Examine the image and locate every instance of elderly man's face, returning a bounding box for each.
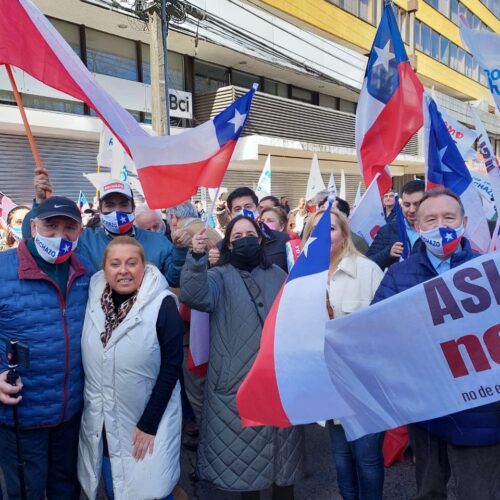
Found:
[135,211,163,232]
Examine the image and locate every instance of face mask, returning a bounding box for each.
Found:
[101,211,135,235]
[230,236,261,270]
[264,221,278,231]
[419,225,465,256]
[34,234,78,264]
[9,226,23,242]
[235,208,258,220]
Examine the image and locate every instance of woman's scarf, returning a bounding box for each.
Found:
[100,283,138,347]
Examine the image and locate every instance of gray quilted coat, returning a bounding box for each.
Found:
[180,253,305,491]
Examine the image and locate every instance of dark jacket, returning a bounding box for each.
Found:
[0,241,94,429]
[366,220,420,270]
[372,239,500,447]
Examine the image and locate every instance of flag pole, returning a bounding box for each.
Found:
[5,64,52,197]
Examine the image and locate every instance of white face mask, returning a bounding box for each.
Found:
[34,234,78,264]
[9,226,23,242]
[100,211,135,235]
[419,225,465,256]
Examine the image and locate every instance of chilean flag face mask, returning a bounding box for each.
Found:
[100,211,135,235]
[419,225,465,257]
[34,234,78,264]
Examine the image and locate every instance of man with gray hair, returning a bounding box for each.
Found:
[135,205,167,235]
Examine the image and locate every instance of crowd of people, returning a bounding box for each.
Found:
[0,174,499,500]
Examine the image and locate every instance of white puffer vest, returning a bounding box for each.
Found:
[77,265,182,500]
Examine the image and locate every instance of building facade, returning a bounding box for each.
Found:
[0,0,498,206]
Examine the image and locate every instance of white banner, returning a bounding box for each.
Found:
[324,251,500,440]
[471,172,497,220]
[460,23,500,111]
[255,154,271,200]
[439,107,478,160]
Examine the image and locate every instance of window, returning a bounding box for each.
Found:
[319,94,339,109]
[290,86,314,104]
[327,0,375,24]
[440,37,449,65]
[450,0,459,24]
[421,24,431,55]
[339,99,356,114]
[20,94,85,115]
[464,53,473,78]
[431,30,439,59]
[231,70,259,89]
[437,0,449,17]
[263,78,287,97]
[414,20,421,50]
[194,61,228,94]
[50,18,81,57]
[457,47,465,73]
[449,43,457,70]
[86,29,138,81]
[140,45,184,90]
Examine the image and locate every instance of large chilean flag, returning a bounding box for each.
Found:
[0,0,256,207]
[237,205,353,427]
[355,3,424,196]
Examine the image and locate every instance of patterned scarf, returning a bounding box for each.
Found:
[100,283,138,347]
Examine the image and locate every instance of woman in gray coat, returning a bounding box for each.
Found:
[180,215,305,500]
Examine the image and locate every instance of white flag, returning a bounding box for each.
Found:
[339,169,346,200]
[327,172,337,198]
[255,154,272,200]
[353,182,362,210]
[349,174,386,245]
[471,172,497,220]
[438,107,479,160]
[470,107,500,220]
[97,124,114,167]
[325,251,500,440]
[460,22,500,111]
[306,153,326,202]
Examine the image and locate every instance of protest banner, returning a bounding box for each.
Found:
[255,155,271,200]
[324,251,500,441]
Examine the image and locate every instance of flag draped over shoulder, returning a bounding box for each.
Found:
[355,3,423,196]
[423,94,490,253]
[0,0,256,207]
[236,206,353,427]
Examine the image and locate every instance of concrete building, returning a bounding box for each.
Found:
[0,0,498,206]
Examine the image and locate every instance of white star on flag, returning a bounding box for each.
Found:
[63,244,71,252]
[444,232,454,241]
[119,216,127,223]
[228,109,247,133]
[302,236,317,258]
[373,40,395,72]
[438,146,453,172]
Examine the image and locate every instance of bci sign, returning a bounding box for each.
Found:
[169,89,192,119]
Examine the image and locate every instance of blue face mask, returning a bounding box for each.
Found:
[9,226,23,242]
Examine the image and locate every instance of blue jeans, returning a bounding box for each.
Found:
[102,457,173,500]
[328,422,384,500]
[0,412,81,500]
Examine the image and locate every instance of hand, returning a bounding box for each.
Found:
[0,371,23,405]
[171,228,192,248]
[208,247,220,265]
[390,242,404,258]
[34,173,52,203]
[192,228,208,254]
[132,427,155,461]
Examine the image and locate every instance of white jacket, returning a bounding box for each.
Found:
[328,254,383,319]
[78,265,182,500]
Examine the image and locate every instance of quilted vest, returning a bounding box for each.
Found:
[78,265,181,500]
[0,241,93,429]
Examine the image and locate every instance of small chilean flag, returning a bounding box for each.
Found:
[0,0,256,208]
[236,205,353,427]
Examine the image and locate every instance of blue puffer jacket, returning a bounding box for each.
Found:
[372,239,500,446]
[0,241,93,429]
[77,227,187,287]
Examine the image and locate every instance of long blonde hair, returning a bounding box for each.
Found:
[301,207,361,262]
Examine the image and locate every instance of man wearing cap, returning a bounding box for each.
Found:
[31,175,189,287]
[0,197,93,499]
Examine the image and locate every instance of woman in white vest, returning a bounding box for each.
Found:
[78,236,183,500]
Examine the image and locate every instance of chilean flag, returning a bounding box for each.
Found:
[423,93,491,253]
[355,3,423,196]
[54,239,75,264]
[0,0,256,208]
[237,205,353,427]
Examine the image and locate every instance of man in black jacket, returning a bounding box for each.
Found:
[366,179,425,270]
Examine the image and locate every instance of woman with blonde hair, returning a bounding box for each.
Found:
[302,206,385,500]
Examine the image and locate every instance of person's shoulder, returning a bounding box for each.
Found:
[135,227,171,246]
[269,229,290,243]
[354,254,383,273]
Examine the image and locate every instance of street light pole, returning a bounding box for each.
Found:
[160,0,170,136]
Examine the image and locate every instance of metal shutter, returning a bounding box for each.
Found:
[0,133,99,205]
